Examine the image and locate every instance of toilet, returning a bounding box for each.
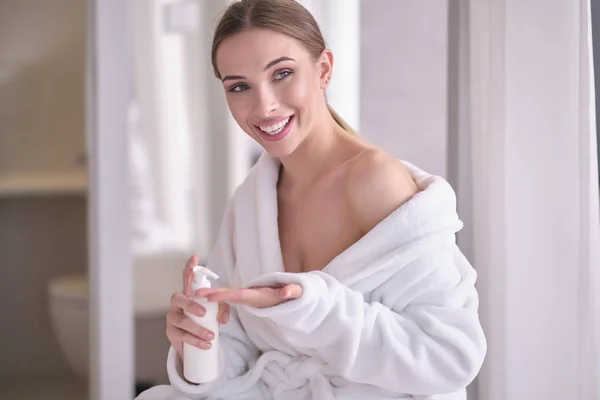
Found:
[48,275,89,377]
[47,251,188,380]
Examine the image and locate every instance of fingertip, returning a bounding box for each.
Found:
[198,341,212,350]
[194,306,206,317]
[207,295,219,303]
[283,284,302,300]
[294,284,303,296]
[220,311,230,324]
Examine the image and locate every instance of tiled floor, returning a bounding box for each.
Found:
[0,373,87,400]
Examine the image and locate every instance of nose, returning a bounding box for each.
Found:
[253,84,279,117]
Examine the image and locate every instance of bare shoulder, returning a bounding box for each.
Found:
[345,149,419,234]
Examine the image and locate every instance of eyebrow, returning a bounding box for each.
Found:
[221,57,295,82]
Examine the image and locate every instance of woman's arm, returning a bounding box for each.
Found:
[238,249,487,395]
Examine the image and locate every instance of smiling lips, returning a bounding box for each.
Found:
[255,115,295,141]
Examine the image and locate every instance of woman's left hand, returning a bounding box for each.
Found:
[194,284,303,308]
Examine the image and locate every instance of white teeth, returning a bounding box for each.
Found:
[259,117,291,135]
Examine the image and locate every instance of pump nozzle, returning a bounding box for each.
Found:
[191,266,219,291]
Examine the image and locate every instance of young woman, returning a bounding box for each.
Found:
[139,0,486,399]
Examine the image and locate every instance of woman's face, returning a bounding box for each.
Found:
[216,28,330,158]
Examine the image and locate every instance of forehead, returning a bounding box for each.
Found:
[216,28,311,75]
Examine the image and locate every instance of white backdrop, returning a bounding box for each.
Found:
[464,0,600,398]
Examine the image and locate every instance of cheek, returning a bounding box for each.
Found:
[226,97,254,133]
[226,95,247,117]
[283,76,315,110]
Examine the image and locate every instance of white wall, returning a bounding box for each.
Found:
[592,0,600,175]
[360,0,449,178]
[0,0,86,173]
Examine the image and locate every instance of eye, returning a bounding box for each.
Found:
[229,83,250,93]
[274,70,293,81]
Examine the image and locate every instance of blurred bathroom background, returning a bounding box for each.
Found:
[1,1,599,400]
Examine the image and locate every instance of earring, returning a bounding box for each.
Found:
[326,76,331,84]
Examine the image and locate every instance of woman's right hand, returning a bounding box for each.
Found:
[166,255,230,358]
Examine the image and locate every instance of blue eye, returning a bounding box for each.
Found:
[229,84,250,93]
[274,70,293,80]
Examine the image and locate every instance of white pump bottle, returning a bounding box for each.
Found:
[183,266,220,384]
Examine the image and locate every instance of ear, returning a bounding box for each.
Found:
[317,49,334,89]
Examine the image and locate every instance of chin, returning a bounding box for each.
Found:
[260,140,300,159]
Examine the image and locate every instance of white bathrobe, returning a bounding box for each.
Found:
[136,153,487,400]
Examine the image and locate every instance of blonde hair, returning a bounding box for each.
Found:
[327,104,357,135]
[211,0,357,136]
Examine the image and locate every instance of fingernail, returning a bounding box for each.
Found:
[205,332,214,340]
[197,341,210,350]
[223,312,229,322]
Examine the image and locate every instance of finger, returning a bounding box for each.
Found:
[280,284,303,300]
[183,255,199,296]
[170,293,206,317]
[170,313,216,342]
[195,287,243,302]
[194,287,232,298]
[217,303,231,324]
[208,287,282,308]
[205,288,266,304]
[170,326,212,350]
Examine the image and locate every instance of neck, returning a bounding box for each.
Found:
[277,109,353,189]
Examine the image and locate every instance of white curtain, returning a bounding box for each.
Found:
[129,0,195,253]
[463,0,600,399]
